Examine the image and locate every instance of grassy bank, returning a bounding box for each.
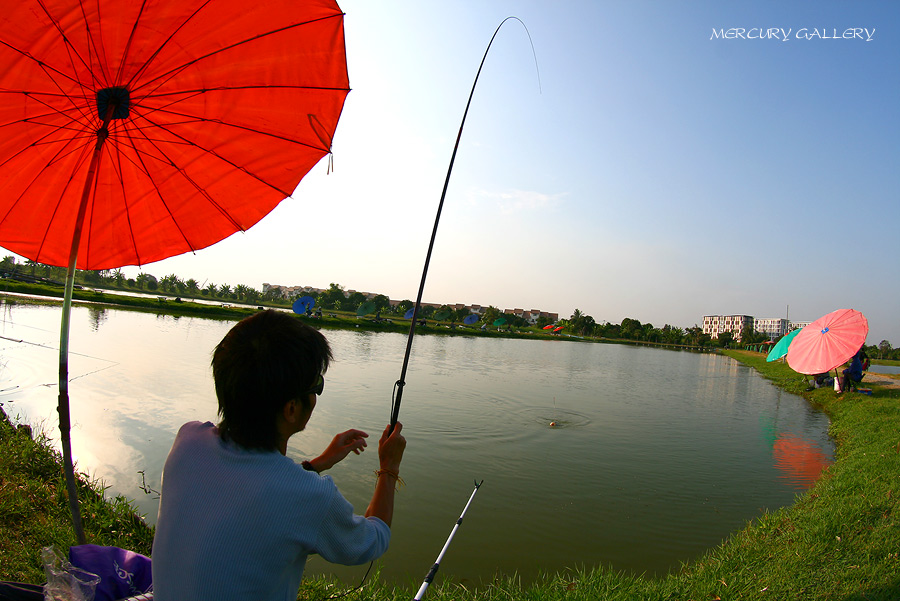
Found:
[0,409,154,583]
[2,341,897,599]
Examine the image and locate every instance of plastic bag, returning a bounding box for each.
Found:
[68,545,152,601]
[41,546,100,601]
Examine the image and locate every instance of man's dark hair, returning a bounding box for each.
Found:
[212,310,332,450]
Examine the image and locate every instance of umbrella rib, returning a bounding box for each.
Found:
[112,0,151,87]
[128,12,345,97]
[129,106,301,198]
[0,91,93,133]
[71,0,110,95]
[28,0,106,104]
[0,42,87,99]
[80,135,143,267]
[0,137,94,265]
[148,112,296,195]
[145,101,339,154]
[0,57,97,132]
[0,112,95,171]
[121,116,246,244]
[122,0,213,91]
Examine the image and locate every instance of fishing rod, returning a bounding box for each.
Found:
[390,17,538,428]
[413,480,484,601]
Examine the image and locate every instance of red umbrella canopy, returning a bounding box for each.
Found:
[0,0,349,269]
[786,309,868,375]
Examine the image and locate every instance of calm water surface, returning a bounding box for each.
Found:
[0,299,833,585]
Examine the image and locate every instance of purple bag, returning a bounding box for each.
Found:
[68,545,152,601]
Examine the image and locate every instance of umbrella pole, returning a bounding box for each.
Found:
[57,108,115,545]
[58,259,85,544]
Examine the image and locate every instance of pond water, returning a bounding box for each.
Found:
[0,298,834,585]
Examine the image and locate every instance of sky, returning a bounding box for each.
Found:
[6,1,899,344]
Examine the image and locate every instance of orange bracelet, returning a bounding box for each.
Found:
[374,468,405,488]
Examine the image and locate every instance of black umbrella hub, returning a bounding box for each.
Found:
[96,87,130,120]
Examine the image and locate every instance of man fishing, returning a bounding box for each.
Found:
[152,309,406,601]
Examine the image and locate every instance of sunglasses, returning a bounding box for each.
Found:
[306,374,325,396]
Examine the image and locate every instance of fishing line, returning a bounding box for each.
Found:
[0,333,119,364]
[390,16,540,428]
[0,333,120,386]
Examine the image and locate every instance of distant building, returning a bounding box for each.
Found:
[790,320,812,331]
[755,317,790,340]
[261,283,324,300]
[703,315,754,341]
[503,308,558,325]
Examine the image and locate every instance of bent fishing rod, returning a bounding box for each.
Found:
[390,16,538,429]
[413,480,484,601]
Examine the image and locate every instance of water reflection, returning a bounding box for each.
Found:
[87,305,108,331]
[772,434,831,486]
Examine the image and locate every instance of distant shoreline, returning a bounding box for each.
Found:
[0,279,722,353]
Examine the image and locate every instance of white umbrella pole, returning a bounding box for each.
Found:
[57,110,114,545]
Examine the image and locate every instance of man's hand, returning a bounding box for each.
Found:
[309,429,369,472]
[378,422,406,473]
[365,422,407,526]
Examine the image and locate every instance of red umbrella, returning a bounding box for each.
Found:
[542,324,555,330]
[0,0,349,542]
[786,309,868,375]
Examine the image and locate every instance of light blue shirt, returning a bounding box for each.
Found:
[152,421,390,601]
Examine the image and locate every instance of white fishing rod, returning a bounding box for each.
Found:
[413,480,484,601]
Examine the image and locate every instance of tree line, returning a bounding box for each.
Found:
[3,256,896,358]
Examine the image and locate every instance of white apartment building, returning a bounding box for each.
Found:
[702,315,754,341]
[755,317,790,340]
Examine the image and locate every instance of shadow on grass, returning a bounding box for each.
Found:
[841,577,900,601]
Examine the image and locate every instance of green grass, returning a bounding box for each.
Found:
[0,413,153,583]
[871,358,900,367]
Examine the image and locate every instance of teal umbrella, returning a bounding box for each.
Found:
[766,328,802,362]
[357,301,376,316]
[493,317,507,327]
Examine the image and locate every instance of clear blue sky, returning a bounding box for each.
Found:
[11,1,900,344]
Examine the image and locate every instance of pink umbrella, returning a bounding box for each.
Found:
[786,309,868,375]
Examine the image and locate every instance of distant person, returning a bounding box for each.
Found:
[839,349,869,393]
[152,310,406,601]
[812,372,833,389]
